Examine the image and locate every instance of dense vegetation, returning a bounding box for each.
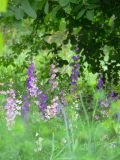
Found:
[0,0,120,160]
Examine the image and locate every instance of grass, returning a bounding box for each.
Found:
[0,88,120,160]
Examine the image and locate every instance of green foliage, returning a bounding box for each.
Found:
[0,0,120,83]
[0,1,120,160]
[0,0,8,12]
[1,100,120,160]
[58,0,70,7]
[0,33,3,55]
[14,7,24,20]
[0,0,8,56]
[21,0,37,18]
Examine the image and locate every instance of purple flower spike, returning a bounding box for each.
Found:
[107,90,118,101]
[76,47,80,51]
[26,63,38,97]
[75,63,80,68]
[38,92,48,112]
[49,64,59,90]
[23,96,27,101]
[77,55,80,59]
[70,55,80,91]
[97,75,104,90]
[22,97,30,123]
[98,98,110,108]
[72,56,78,61]
[5,89,21,129]
[72,55,80,61]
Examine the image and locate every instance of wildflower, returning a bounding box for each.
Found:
[107,90,118,101]
[5,89,21,130]
[38,90,48,112]
[97,74,104,90]
[60,90,67,106]
[45,96,59,119]
[34,133,43,152]
[76,47,80,51]
[0,90,7,95]
[49,64,59,90]
[21,96,30,122]
[98,99,110,108]
[100,110,109,117]
[94,115,99,120]
[70,55,80,91]
[26,63,38,97]
[72,55,80,61]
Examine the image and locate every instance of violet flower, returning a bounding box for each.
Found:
[38,90,48,112]
[60,90,67,106]
[98,99,110,108]
[26,63,38,97]
[70,55,80,91]
[97,74,104,90]
[107,90,118,101]
[76,47,80,51]
[21,96,30,122]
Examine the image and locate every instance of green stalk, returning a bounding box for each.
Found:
[50,132,55,160]
[79,92,90,127]
[61,107,71,151]
[79,92,92,153]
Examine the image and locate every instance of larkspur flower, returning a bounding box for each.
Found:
[21,96,30,122]
[76,47,80,51]
[26,63,38,97]
[38,90,48,112]
[97,74,104,90]
[98,99,110,108]
[46,96,59,119]
[49,64,59,90]
[70,55,80,91]
[60,90,68,106]
[72,55,80,61]
[97,97,111,119]
[107,90,118,101]
[5,89,21,130]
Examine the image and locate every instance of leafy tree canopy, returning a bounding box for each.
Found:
[0,0,120,84]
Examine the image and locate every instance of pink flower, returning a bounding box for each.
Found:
[45,96,59,119]
[5,89,21,130]
[49,64,59,90]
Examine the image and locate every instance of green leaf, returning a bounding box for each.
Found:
[59,18,66,31]
[14,52,27,66]
[87,4,99,9]
[14,7,24,20]
[76,9,86,19]
[58,0,70,7]
[63,4,71,14]
[44,1,49,14]
[0,33,3,56]
[51,5,61,19]
[0,0,8,12]
[21,0,37,18]
[70,0,79,4]
[86,10,94,21]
